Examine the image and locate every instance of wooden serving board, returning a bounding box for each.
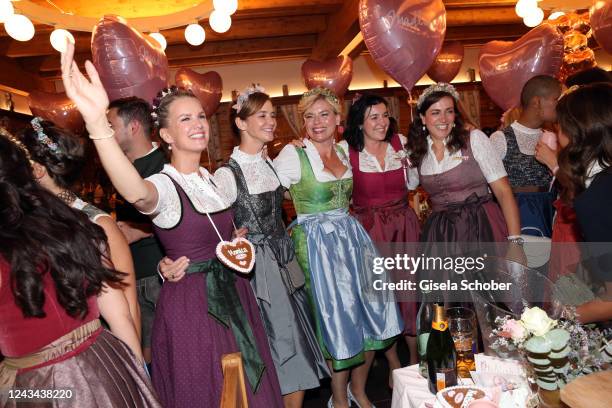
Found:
[560,371,612,408]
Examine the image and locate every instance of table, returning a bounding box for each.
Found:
[391,364,474,408]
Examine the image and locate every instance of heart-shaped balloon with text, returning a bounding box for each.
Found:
[175,68,223,117]
[479,24,564,111]
[590,0,612,55]
[301,56,353,96]
[28,91,85,135]
[359,0,446,92]
[91,15,169,104]
[427,41,464,83]
[216,238,255,274]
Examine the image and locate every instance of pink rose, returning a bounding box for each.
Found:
[502,319,527,342]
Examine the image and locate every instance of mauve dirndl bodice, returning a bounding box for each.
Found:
[152,173,234,262]
[419,143,490,212]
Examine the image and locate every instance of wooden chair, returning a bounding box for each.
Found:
[220,352,249,408]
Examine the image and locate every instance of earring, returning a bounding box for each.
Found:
[359,125,363,130]
[422,125,426,132]
[452,123,456,128]
[168,145,172,151]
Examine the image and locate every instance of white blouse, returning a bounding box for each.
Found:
[214,146,281,203]
[417,129,507,184]
[337,134,419,190]
[489,121,542,159]
[144,164,232,229]
[273,139,352,188]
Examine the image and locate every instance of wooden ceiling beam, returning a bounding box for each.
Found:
[0,14,326,58]
[35,34,317,73]
[0,56,54,94]
[310,0,361,60]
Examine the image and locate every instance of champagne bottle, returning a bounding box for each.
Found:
[416,294,434,377]
[426,303,458,394]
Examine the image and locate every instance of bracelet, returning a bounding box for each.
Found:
[87,121,115,140]
[507,236,524,245]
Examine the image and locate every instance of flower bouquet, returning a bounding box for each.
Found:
[491,306,611,404]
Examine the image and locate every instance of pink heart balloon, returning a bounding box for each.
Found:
[590,0,612,55]
[91,15,169,104]
[301,56,353,96]
[359,0,446,92]
[175,68,223,117]
[27,91,85,135]
[479,23,564,111]
[427,41,465,83]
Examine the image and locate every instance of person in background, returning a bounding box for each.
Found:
[274,87,403,408]
[341,94,420,386]
[490,75,562,238]
[60,41,283,407]
[19,118,142,352]
[0,131,159,407]
[107,96,166,365]
[554,83,612,325]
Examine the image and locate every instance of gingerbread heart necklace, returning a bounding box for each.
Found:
[177,169,255,274]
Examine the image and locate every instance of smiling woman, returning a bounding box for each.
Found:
[59,40,284,407]
[406,82,521,253]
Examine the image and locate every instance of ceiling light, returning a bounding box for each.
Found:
[524,7,544,27]
[185,23,205,46]
[5,14,35,42]
[150,32,167,50]
[213,0,238,16]
[50,28,75,53]
[0,0,14,24]
[548,11,565,21]
[515,0,537,18]
[209,10,231,33]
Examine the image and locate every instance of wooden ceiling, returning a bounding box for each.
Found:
[0,0,531,94]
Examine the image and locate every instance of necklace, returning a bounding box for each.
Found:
[56,189,77,205]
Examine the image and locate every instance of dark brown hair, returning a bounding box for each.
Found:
[406,91,468,167]
[556,83,612,202]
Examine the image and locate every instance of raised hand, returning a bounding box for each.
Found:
[60,40,109,126]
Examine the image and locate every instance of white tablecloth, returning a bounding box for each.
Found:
[391,365,474,408]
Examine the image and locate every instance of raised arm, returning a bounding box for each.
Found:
[60,42,158,213]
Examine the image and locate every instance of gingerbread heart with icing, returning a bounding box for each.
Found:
[216,238,255,274]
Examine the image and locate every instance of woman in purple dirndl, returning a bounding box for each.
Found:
[59,43,283,408]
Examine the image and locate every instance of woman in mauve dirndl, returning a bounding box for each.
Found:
[59,43,283,407]
[405,83,523,285]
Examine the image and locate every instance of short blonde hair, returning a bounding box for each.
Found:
[298,87,342,117]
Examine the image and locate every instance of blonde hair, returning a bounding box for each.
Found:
[298,87,342,117]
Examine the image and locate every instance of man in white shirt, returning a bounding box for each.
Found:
[489,75,562,237]
[489,75,562,189]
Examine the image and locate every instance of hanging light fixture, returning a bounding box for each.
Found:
[548,11,565,21]
[0,0,14,24]
[185,23,205,46]
[5,14,35,42]
[149,32,167,50]
[209,9,231,33]
[515,0,538,18]
[50,28,75,53]
[213,0,238,15]
[523,7,544,27]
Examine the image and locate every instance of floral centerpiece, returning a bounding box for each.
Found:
[491,306,611,395]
